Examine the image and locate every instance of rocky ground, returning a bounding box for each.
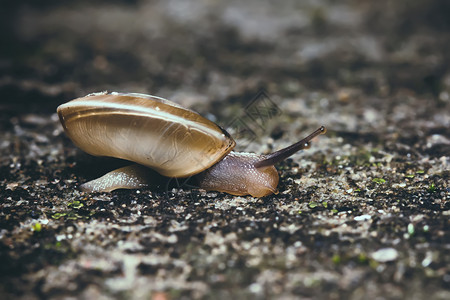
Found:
[0,0,449,299]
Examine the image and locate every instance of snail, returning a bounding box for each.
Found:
[57,92,326,197]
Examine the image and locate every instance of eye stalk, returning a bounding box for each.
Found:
[254,126,326,168]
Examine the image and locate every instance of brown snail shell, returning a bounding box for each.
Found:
[57,92,235,178]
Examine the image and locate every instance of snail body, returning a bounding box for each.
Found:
[57,92,326,197]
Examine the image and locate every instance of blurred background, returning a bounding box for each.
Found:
[1,0,449,114]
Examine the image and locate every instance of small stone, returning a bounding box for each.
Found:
[371,248,399,262]
[167,234,178,244]
[248,283,262,294]
[354,214,371,221]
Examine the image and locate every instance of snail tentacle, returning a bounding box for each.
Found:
[253,126,326,168]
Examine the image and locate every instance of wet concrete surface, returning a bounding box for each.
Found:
[0,1,449,299]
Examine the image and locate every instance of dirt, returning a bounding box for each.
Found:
[0,1,449,299]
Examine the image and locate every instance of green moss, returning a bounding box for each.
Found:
[67,211,83,220]
[332,254,341,264]
[428,183,436,192]
[51,211,86,220]
[358,253,369,264]
[68,200,84,209]
[372,178,386,184]
[369,259,379,269]
[52,212,67,219]
[309,201,318,209]
[32,222,42,232]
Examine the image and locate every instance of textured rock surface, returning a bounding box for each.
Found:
[1,0,449,299]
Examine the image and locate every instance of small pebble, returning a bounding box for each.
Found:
[354,214,371,221]
[371,248,398,262]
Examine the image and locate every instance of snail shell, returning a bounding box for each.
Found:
[57,92,235,178]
